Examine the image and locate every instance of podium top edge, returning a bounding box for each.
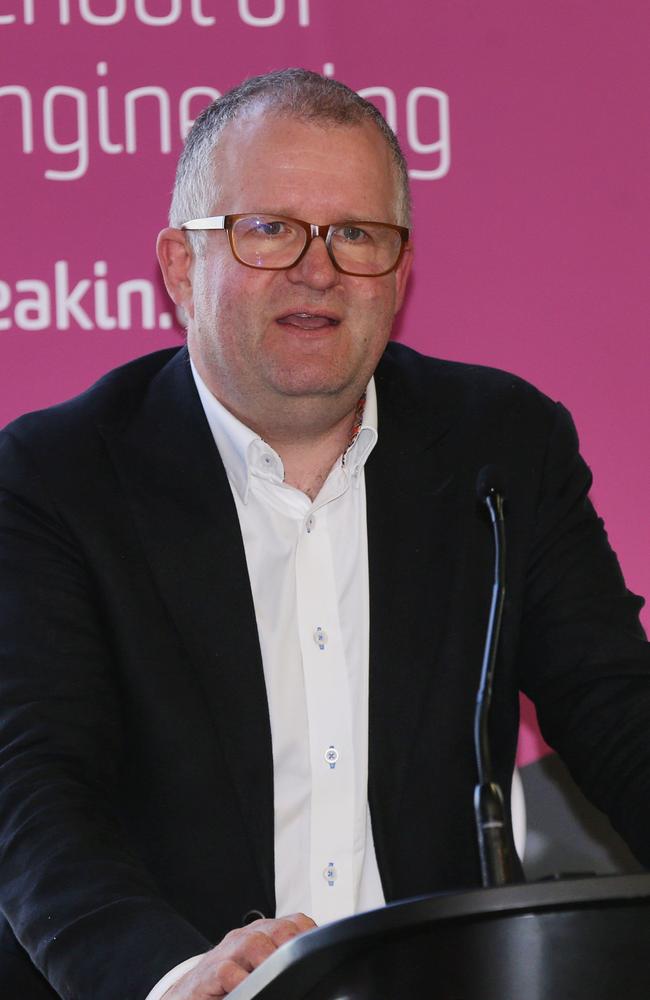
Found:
[228,874,650,1000]
[317,873,650,943]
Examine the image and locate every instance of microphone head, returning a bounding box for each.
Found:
[476,464,506,502]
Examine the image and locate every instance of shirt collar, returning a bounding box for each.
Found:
[190,357,378,503]
[190,358,258,502]
[343,378,378,481]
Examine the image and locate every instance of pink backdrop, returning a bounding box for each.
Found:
[2,1,649,766]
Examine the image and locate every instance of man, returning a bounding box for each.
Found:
[1,69,649,1000]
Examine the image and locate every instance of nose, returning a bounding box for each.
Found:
[286,235,339,290]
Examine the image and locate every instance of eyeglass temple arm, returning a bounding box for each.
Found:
[182,216,227,231]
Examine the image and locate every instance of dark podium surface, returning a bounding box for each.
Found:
[229,874,650,999]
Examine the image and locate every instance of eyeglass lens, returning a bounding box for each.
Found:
[230,215,403,275]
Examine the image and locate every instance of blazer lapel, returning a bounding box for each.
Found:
[100,348,275,907]
[366,350,463,898]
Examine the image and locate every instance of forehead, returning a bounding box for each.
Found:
[211,110,400,223]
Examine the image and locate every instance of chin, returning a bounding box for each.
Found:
[269,354,368,398]
[273,369,363,399]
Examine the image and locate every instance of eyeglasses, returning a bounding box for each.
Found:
[181,213,410,277]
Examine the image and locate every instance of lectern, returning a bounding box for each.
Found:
[229,874,650,999]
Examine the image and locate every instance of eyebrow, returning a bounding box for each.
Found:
[251,210,388,225]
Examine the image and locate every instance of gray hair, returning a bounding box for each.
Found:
[169,68,411,252]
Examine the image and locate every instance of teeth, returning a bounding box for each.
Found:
[277,312,335,330]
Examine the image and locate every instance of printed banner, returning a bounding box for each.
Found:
[2,2,649,788]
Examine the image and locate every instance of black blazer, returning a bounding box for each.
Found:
[1,343,649,999]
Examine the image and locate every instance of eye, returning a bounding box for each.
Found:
[256,220,285,237]
[340,225,368,243]
[235,216,295,241]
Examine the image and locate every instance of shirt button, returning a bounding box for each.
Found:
[306,515,315,533]
[323,862,337,886]
[325,745,339,769]
[313,626,328,650]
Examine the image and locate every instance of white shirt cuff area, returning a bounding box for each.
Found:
[144,954,204,1000]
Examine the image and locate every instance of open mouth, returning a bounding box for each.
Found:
[276,312,340,330]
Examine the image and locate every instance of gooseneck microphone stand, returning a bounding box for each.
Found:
[473,466,519,887]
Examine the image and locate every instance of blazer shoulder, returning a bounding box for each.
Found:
[0,347,190,508]
[1,347,186,450]
[378,341,561,426]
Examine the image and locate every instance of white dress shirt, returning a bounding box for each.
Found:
[145,362,385,999]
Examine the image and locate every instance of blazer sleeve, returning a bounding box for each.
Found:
[0,428,211,1000]
[517,401,650,865]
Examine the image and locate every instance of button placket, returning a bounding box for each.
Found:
[294,502,355,921]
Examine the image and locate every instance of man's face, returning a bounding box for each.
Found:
[164,110,412,430]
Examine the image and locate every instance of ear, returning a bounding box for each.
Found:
[393,241,413,315]
[157,228,195,318]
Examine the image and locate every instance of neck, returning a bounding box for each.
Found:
[265,407,358,500]
[191,354,366,500]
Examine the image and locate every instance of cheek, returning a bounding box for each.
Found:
[355,278,398,326]
[194,265,242,332]
[354,283,399,361]
[194,267,276,363]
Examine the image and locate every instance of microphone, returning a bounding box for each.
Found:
[473,465,520,887]
[475,463,506,504]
